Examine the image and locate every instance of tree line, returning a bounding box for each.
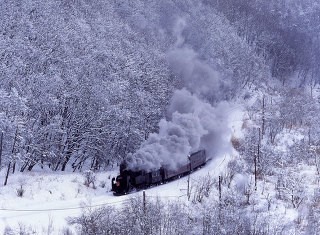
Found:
[0,0,319,178]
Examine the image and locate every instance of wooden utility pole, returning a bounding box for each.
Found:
[143,190,146,214]
[258,128,261,162]
[254,148,257,191]
[0,131,3,168]
[187,174,191,201]
[262,96,265,137]
[218,176,222,201]
[254,128,261,191]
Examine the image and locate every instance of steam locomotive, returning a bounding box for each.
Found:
[111,150,207,195]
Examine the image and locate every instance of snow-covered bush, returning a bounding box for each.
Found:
[276,170,307,209]
[191,174,214,203]
[306,190,320,235]
[16,185,25,197]
[68,206,118,235]
[83,170,96,189]
[3,224,36,235]
[99,180,106,188]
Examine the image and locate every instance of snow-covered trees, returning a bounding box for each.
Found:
[2,0,320,233]
[0,0,319,185]
[69,196,196,235]
[0,0,174,173]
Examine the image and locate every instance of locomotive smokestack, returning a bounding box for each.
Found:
[120,161,127,174]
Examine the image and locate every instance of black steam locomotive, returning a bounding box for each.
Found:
[111,150,207,195]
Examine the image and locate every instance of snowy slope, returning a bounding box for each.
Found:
[0,155,230,234]
[0,105,243,234]
[1,102,318,234]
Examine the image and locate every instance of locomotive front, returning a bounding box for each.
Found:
[111,161,131,195]
[111,174,129,195]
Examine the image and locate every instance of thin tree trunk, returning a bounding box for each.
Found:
[11,127,19,174]
[4,162,11,186]
[4,127,19,185]
[0,131,3,168]
[12,162,16,174]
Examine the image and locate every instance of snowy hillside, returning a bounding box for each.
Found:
[2,102,320,234]
[1,0,320,234]
[2,128,320,234]
[0,156,227,234]
[0,106,241,234]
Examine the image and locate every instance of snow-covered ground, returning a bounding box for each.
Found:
[0,155,229,234]
[0,103,244,234]
[2,103,317,234]
[0,170,115,234]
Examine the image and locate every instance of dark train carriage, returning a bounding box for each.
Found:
[133,170,149,185]
[150,169,163,184]
[190,149,206,169]
[112,149,207,195]
[162,150,206,180]
[127,168,164,187]
[163,163,190,179]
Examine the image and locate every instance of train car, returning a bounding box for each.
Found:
[111,149,207,195]
[162,163,190,180]
[190,149,206,169]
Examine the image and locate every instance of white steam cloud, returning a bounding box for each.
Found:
[167,47,220,99]
[126,18,233,171]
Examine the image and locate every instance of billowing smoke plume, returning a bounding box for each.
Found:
[126,18,233,171]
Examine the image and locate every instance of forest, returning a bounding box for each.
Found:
[1,0,318,173]
[1,0,320,234]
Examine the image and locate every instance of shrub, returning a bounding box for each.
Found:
[16,185,25,197]
[83,170,96,189]
[99,181,106,188]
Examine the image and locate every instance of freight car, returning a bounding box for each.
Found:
[111,150,207,195]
